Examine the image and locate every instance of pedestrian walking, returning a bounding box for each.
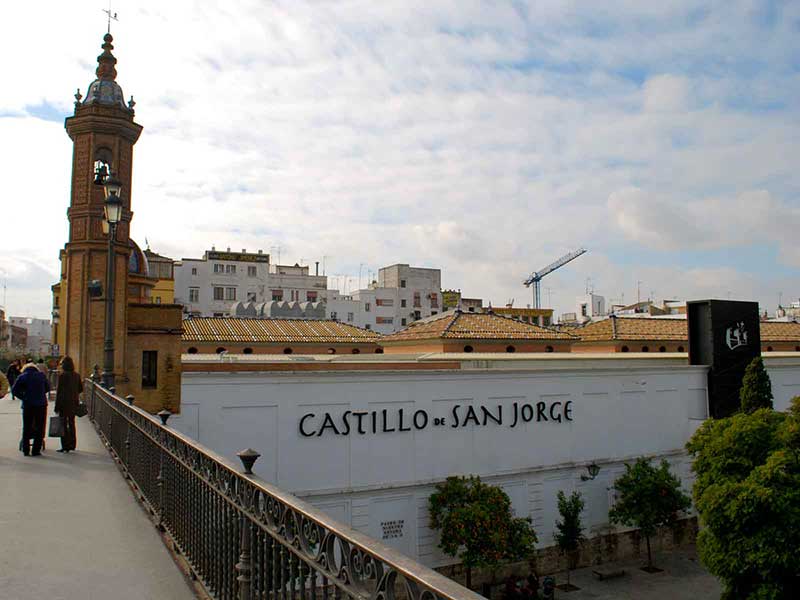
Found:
[55,356,82,453]
[6,360,21,400]
[11,362,50,456]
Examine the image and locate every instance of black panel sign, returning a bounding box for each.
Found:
[688,300,761,418]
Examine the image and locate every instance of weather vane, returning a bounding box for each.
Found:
[102,3,118,34]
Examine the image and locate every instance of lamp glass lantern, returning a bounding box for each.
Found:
[103,177,123,224]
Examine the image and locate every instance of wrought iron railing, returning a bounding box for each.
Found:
[85,380,481,600]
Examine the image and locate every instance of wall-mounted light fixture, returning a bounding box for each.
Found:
[580,462,601,481]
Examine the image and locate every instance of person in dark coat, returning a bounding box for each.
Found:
[6,360,21,400]
[12,363,50,456]
[55,356,82,452]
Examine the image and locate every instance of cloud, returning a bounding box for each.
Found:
[0,0,798,320]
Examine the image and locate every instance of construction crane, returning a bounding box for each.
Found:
[523,248,587,309]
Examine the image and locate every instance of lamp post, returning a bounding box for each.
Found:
[101,173,123,389]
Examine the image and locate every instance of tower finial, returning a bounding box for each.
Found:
[96,33,118,81]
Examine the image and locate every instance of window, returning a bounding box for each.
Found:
[213,286,224,301]
[545,345,554,353]
[506,345,516,353]
[243,348,253,354]
[351,348,361,354]
[659,346,667,353]
[376,317,394,324]
[365,324,371,330]
[154,296,162,304]
[641,346,649,352]
[271,289,283,301]
[189,287,199,303]
[246,291,256,302]
[247,266,257,277]
[216,347,226,354]
[677,345,685,352]
[213,263,224,273]
[191,267,197,276]
[307,291,318,302]
[187,347,198,354]
[621,345,629,352]
[414,310,421,320]
[766,346,774,352]
[365,303,371,312]
[327,348,336,354]
[225,265,236,274]
[142,351,158,388]
[283,347,293,355]
[581,304,588,317]
[374,348,384,354]
[463,345,474,353]
[375,298,394,307]
[213,312,225,317]
[401,318,407,326]
[431,311,438,315]
[413,292,421,307]
[400,279,406,288]
[331,311,338,320]
[291,290,299,301]
[225,287,237,301]
[347,312,354,322]
[430,294,438,308]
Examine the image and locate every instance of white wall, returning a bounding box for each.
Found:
[173,357,723,565]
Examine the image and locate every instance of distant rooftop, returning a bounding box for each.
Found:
[182,317,380,344]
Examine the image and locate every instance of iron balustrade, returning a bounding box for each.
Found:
[85,380,482,600]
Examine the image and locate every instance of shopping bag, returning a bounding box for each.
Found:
[48,416,64,438]
[76,401,88,418]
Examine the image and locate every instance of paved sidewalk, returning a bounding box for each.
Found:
[0,393,196,600]
[552,547,721,599]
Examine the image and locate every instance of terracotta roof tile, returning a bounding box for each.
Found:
[576,317,687,342]
[382,311,577,342]
[761,321,800,342]
[182,317,380,344]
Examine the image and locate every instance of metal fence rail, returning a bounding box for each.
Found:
[86,380,481,600]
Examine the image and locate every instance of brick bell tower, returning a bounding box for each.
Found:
[61,33,142,380]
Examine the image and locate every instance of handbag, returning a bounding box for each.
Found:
[48,415,64,438]
[76,401,88,418]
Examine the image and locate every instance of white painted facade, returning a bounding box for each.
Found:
[170,353,800,566]
[174,248,327,317]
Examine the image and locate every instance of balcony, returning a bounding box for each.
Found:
[2,383,480,600]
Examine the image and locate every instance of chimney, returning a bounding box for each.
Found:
[315,261,320,276]
[212,245,216,251]
[227,247,231,252]
[258,249,263,254]
[242,248,246,253]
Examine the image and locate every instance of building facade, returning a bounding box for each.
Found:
[8,317,52,355]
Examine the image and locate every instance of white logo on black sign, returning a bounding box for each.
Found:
[725,322,748,350]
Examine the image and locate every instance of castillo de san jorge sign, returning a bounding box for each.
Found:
[299,400,573,437]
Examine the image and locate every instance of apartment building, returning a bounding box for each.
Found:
[174,248,327,317]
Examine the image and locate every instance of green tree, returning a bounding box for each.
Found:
[554,491,585,585]
[687,406,800,599]
[608,458,691,569]
[740,356,774,413]
[429,476,537,589]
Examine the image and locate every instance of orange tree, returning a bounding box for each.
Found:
[429,475,537,589]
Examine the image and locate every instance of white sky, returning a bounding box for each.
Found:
[1,0,798,319]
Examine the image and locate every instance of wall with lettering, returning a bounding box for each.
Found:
[177,359,713,494]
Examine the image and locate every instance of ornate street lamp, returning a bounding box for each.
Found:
[101,173,123,389]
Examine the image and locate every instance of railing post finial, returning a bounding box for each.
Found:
[125,394,135,405]
[157,409,172,426]
[237,448,261,475]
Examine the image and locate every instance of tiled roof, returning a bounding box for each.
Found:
[761,321,800,342]
[381,311,577,342]
[182,317,380,343]
[575,316,687,342]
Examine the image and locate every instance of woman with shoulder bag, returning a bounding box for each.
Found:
[55,356,82,453]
